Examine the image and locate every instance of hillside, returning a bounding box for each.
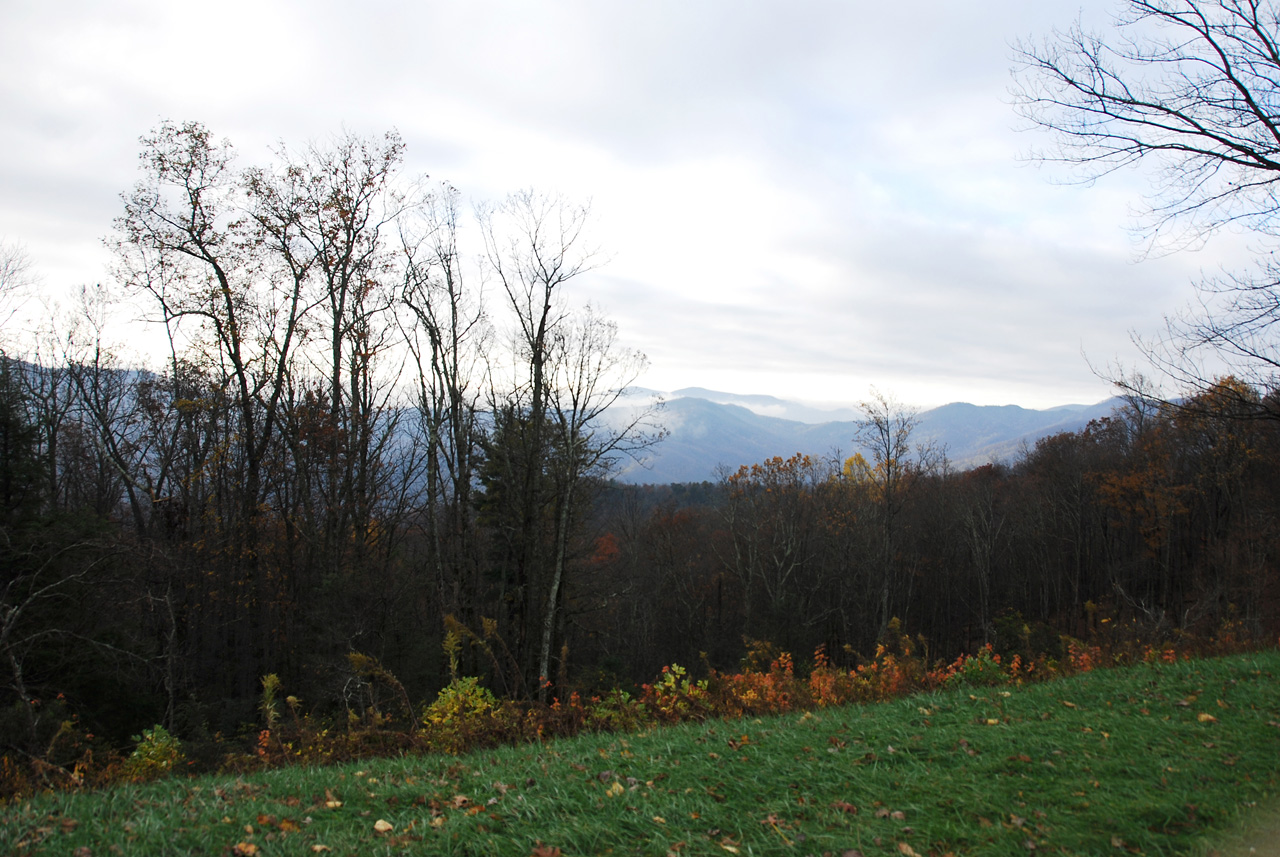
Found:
[615,389,1122,484]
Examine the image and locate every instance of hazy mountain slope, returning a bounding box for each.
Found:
[670,387,861,423]
[614,392,1122,485]
[914,399,1122,467]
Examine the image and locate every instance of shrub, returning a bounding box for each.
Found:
[122,725,185,783]
[422,677,504,754]
[259,674,281,731]
[940,645,1009,688]
[640,664,710,722]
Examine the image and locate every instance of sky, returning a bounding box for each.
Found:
[0,0,1253,410]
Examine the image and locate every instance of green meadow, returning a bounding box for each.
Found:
[5,651,1279,856]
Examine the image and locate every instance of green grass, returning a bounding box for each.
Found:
[4,652,1280,856]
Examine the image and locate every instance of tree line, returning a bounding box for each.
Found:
[570,381,1280,691]
[10,5,1280,763]
[0,121,659,756]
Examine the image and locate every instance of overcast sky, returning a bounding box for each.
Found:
[0,0,1251,409]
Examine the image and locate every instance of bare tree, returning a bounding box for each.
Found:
[0,239,34,339]
[1014,0,1280,403]
[537,304,661,700]
[851,389,924,638]
[479,192,662,700]
[1014,0,1280,243]
[401,184,491,629]
[478,191,594,696]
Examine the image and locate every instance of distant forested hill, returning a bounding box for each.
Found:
[613,390,1122,484]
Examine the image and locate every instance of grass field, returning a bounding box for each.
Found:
[4,651,1279,856]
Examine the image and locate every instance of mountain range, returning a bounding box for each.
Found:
[610,388,1122,484]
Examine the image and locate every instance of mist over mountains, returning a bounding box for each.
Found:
[612,388,1122,484]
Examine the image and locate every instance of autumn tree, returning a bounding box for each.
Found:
[111,122,431,699]
[251,131,414,585]
[1171,377,1278,629]
[719,454,836,652]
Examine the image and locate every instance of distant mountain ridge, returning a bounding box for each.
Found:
[612,389,1121,484]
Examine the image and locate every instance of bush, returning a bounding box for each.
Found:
[938,645,1010,688]
[422,677,505,754]
[640,664,710,722]
[122,725,185,782]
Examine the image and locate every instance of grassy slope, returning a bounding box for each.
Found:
[4,651,1279,856]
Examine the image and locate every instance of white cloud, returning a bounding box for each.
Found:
[0,0,1258,408]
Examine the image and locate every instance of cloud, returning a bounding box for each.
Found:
[0,0,1257,408]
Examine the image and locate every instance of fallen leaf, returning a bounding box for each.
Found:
[598,770,615,782]
[653,816,666,824]
[232,845,259,857]
[875,807,891,818]
[898,843,922,857]
[1197,713,1218,723]
[831,800,859,814]
[310,846,331,854]
[530,845,562,857]
[891,810,906,820]
[1061,700,1077,709]
[374,819,393,834]
[430,816,446,828]
[451,794,470,808]
[606,781,625,798]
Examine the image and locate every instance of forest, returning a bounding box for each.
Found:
[1,119,1279,792]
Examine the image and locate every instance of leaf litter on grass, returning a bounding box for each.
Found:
[3,652,1280,855]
